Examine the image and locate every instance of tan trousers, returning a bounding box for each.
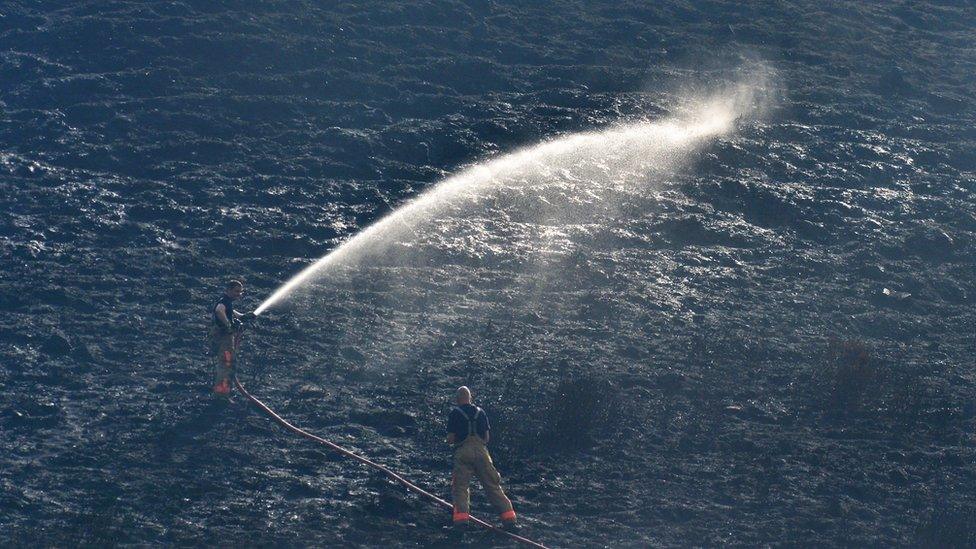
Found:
[209,327,239,394]
[451,436,515,522]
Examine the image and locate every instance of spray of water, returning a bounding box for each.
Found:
[255,82,765,316]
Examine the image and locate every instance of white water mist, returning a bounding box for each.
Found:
[255,83,765,316]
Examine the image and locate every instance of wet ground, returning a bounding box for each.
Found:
[2,1,975,547]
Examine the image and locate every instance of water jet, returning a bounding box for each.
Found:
[255,86,763,316]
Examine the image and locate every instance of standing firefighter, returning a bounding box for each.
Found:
[209,280,254,396]
[447,386,517,530]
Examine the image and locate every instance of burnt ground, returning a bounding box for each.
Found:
[2,1,976,547]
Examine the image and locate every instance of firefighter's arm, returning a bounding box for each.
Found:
[215,304,233,330]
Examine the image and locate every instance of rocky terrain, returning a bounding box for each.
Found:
[1,1,975,547]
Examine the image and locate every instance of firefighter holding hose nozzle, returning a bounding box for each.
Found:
[209,279,255,397]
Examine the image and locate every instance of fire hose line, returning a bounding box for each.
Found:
[234,377,549,549]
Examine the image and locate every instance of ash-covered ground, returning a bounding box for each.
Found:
[2,1,975,547]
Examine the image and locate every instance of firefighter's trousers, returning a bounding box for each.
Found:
[209,327,239,394]
[451,436,515,523]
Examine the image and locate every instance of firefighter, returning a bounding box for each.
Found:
[209,279,254,396]
[447,386,517,530]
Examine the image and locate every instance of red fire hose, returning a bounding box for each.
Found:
[234,377,549,548]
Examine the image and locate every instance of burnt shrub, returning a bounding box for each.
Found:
[806,338,931,428]
[914,505,976,548]
[819,338,883,413]
[488,368,620,461]
[535,373,617,453]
